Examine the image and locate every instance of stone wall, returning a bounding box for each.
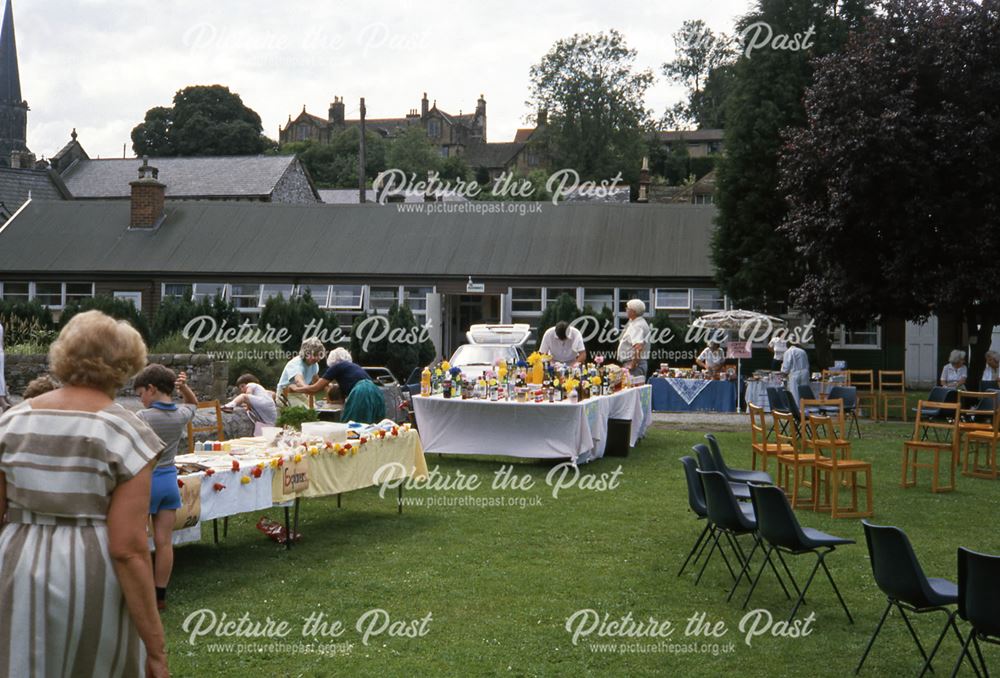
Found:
[272,159,320,204]
[3,353,230,401]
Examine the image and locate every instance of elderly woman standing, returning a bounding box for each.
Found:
[0,311,168,677]
[291,347,386,423]
[941,349,968,388]
[617,299,651,380]
[981,350,1000,385]
[276,337,326,409]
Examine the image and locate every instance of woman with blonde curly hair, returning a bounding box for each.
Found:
[0,310,169,677]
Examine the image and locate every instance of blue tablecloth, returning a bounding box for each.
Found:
[650,377,738,412]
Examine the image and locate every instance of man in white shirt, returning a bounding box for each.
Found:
[617,299,651,380]
[768,335,788,371]
[539,321,586,366]
[780,340,810,404]
[696,340,726,375]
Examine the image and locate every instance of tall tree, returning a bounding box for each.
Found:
[712,0,870,365]
[385,125,441,179]
[661,20,736,128]
[132,85,273,156]
[280,127,388,189]
[781,0,1000,386]
[528,30,653,185]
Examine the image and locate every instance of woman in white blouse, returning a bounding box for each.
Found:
[981,350,999,384]
[940,349,967,388]
[696,340,726,376]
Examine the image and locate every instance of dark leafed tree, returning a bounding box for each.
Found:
[781,0,1000,387]
[661,20,736,129]
[711,0,870,366]
[528,30,653,186]
[132,85,273,156]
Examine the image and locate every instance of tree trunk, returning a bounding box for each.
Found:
[813,325,834,371]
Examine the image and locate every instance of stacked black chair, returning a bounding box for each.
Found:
[829,386,862,439]
[705,433,773,485]
[677,456,735,580]
[952,547,1000,677]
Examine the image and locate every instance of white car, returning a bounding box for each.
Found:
[448,324,530,382]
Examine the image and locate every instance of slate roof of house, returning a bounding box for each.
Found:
[463,142,524,169]
[318,189,467,204]
[0,167,69,215]
[513,128,536,143]
[0,200,717,280]
[60,155,307,199]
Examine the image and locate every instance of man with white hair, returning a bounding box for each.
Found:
[617,299,651,380]
[780,338,810,405]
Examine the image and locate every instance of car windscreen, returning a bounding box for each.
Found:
[451,345,513,366]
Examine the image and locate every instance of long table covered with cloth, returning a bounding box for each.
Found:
[166,422,427,548]
[411,385,652,465]
[650,377,738,412]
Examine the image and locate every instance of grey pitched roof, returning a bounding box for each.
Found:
[463,142,524,169]
[0,167,69,215]
[0,200,717,280]
[318,189,467,204]
[61,155,305,199]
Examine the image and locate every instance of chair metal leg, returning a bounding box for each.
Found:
[947,618,984,678]
[951,630,976,678]
[788,552,827,622]
[773,549,803,600]
[727,535,761,601]
[855,600,893,674]
[820,555,853,624]
[972,635,989,678]
[897,606,931,670]
[678,522,711,577]
[694,530,724,585]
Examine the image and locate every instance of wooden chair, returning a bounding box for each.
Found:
[808,413,873,518]
[878,370,907,422]
[957,391,997,456]
[901,401,960,493]
[187,400,225,454]
[749,402,794,473]
[280,385,315,410]
[820,369,850,398]
[963,394,1000,480]
[848,370,878,421]
[774,410,816,509]
[799,397,847,442]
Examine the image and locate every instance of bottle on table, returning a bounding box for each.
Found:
[421,366,432,397]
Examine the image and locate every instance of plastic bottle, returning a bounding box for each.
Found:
[421,366,431,397]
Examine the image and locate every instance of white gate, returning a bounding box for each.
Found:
[905,317,938,388]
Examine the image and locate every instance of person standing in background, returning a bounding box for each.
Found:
[768,334,788,371]
[617,299,651,380]
[780,339,811,405]
[0,320,10,412]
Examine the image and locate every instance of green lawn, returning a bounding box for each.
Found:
[164,421,1000,677]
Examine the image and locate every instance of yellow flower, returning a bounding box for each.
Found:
[527,352,542,366]
[309,446,319,457]
[240,475,251,485]
[269,458,280,469]
[293,453,303,463]
[591,376,602,386]
[434,369,443,378]
[441,360,451,371]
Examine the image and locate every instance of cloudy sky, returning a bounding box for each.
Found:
[19,0,750,159]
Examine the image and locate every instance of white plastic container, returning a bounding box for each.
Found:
[300,422,349,443]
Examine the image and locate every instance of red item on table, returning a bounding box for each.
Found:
[231,460,240,472]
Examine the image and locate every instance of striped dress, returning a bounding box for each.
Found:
[0,401,164,677]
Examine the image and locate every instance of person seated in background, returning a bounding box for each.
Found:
[981,350,999,387]
[133,364,198,612]
[940,349,967,388]
[22,374,58,399]
[224,374,278,430]
[277,338,326,410]
[696,339,727,376]
[539,321,586,366]
[768,335,788,371]
[290,347,386,423]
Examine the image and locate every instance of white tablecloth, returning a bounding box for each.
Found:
[411,386,652,464]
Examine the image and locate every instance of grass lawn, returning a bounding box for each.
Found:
[164,419,1000,677]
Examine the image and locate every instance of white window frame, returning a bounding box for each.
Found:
[63,282,96,307]
[655,288,691,310]
[229,283,263,313]
[325,285,366,311]
[509,287,544,316]
[691,288,726,313]
[543,287,580,309]
[258,284,295,307]
[0,281,30,302]
[161,283,194,301]
[832,323,882,350]
[113,291,142,311]
[402,286,434,315]
[191,282,230,303]
[32,282,68,309]
[368,285,402,314]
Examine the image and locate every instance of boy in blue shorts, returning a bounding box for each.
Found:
[134,364,198,611]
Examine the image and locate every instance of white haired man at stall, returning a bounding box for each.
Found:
[617,299,651,380]
[780,338,810,405]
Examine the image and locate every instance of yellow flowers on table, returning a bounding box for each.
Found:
[527,352,542,366]
[293,453,303,463]
[269,458,280,469]
[240,476,251,485]
[564,378,580,392]
[441,360,451,371]
[590,376,602,387]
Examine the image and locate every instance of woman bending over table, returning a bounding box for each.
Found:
[291,347,386,423]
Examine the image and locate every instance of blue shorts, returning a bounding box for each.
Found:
[150,465,182,514]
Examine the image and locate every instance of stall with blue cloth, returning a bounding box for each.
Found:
[650,376,739,412]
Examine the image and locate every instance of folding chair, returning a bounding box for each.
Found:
[952,547,1000,678]
[878,370,907,422]
[809,413,873,518]
[849,370,878,421]
[957,391,997,469]
[821,369,850,398]
[774,409,817,510]
[747,484,854,623]
[964,396,1000,480]
[678,456,735,579]
[856,521,977,677]
[902,401,960,493]
[829,386,862,439]
[705,433,772,485]
[749,403,793,473]
[693,444,751,501]
[186,400,225,454]
[912,387,958,435]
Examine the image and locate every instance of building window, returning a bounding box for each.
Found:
[328,285,364,310]
[582,288,614,313]
[229,284,262,312]
[297,285,330,307]
[428,119,441,138]
[545,288,577,308]
[0,281,30,302]
[693,194,714,205]
[113,291,142,311]
[834,322,881,349]
[510,288,543,314]
[402,286,433,314]
[526,149,539,167]
[259,284,295,307]
[368,286,399,314]
[191,283,228,303]
[618,289,652,316]
[34,282,63,308]
[162,283,193,300]
[655,289,690,310]
[297,125,310,141]
[64,283,95,306]
[691,288,725,312]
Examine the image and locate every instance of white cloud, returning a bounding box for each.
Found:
[21,0,750,159]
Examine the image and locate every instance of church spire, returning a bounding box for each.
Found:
[0,0,21,104]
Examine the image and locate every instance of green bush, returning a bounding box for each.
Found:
[151,294,241,346]
[275,406,318,431]
[349,304,435,381]
[0,300,56,351]
[258,291,336,353]
[60,295,151,343]
[149,332,287,389]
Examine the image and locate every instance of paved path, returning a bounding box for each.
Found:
[649,411,747,431]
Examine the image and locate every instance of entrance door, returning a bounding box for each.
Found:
[444,295,500,357]
[905,316,938,388]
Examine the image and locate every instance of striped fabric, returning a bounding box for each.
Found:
[0,401,164,677]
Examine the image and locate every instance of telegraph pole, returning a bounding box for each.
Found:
[359,97,366,203]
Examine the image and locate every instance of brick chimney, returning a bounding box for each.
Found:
[328,96,345,126]
[129,157,165,228]
[421,92,429,119]
[637,156,650,203]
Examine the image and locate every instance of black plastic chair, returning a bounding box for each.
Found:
[693,444,752,500]
[678,456,734,579]
[856,521,977,677]
[952,547,1000,677]
[747,484,854,623]
[705,433,773,485]
[698,470,790,602]
[767,386,790,437]
[783,388,809,438]
[914,387,958,420]
[829,386,862,439]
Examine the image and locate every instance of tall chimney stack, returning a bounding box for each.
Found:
[637,156,650,203]
[129,157,165,228]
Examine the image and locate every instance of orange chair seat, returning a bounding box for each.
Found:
[814,458,870,470]
[777,453,819,463]
[966,430,1000,443]
[753,443,796,454]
